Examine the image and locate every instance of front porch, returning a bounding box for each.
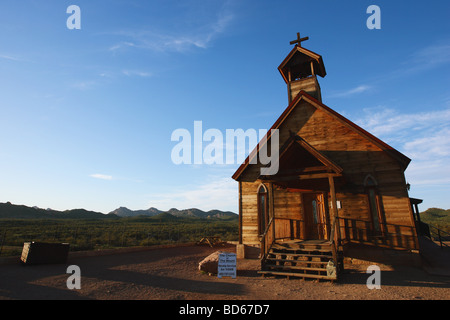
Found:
[256,182,344,280]
[255,135,345,280]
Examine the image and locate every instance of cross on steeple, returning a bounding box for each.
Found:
[289,32,309,47]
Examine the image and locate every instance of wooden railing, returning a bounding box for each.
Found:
[259,217,274,262]
[272,218,303,240]
[329,216,340,270]
[259,217,304,265]
[427,224,450,249]
[338,217,419,250]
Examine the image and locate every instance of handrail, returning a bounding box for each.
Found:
[259,217,274,242]
[259,217,275,265]
[428,224,450,249]
[329,216,340,273]
[329,216,338,244]
[339,216,416,229]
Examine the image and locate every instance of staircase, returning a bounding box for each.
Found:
[258,240,342,281]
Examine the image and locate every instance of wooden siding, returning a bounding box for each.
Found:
[289,76,322,103]
[241,181,262,245]
[273,187,302,219]
[273,187,303,240]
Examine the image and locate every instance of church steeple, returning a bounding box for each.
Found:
[278,33,326,103]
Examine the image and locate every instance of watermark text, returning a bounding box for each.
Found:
[171,121,279,175]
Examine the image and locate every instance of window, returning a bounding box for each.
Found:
[368,188,380,232]
[258,185,268,234]
[364,174,377,187]
[312,199,318,224]
[364,175,384,235]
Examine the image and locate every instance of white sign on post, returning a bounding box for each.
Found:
[217,252,236,279]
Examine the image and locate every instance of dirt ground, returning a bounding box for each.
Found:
[0,243,449,301]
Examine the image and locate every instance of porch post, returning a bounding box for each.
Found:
[238,181,243,244]
[414,203,421,223]
[328,174,340,244]
[269,182,275,241]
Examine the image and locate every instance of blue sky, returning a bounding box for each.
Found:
[0,1,449,213]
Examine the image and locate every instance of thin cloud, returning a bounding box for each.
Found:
[329,85,372,98]
[90,174,113,181]
[107,2,235,53]
[122,69,152,77]
[0,54,21,61]
[109,41,136,52]
[404,43,450,74]
[70,80,98,90]
[353,106,450,187]
[384,41,450,78]
[403,127,450,161]
[332,42,450,97]
[355,107,450,139]
[404,159,450,186]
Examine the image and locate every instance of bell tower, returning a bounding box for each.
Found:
[278,33,326,103]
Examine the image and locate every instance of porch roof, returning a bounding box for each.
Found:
[258,134,343,190]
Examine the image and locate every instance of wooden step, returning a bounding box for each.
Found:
[265,258,329,265]
[265,264,327,272]
[260,240,341,282]
[258,270,337,280]
[267,252,333,259]
[271,241,333,252]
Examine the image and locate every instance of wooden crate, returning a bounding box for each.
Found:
[20,242,70,265]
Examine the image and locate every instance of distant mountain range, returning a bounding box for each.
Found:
[0,202,114,220]
[0,202,237,220]
[109,206,163,217]
[109,206,237,220]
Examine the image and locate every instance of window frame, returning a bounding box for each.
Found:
[257,184,269,235]
[364,175,385,236]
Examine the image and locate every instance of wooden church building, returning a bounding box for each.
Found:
[232,33,421,280]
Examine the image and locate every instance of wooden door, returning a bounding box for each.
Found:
[302,193,327,239]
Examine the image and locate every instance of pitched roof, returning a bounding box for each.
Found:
[232,91,411,181]
[255,133,344,184]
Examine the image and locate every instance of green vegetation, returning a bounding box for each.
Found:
[420,208,450,233]
[0,201,239,257]
[0,215,239,257]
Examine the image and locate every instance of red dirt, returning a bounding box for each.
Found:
[0,244,449,300]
